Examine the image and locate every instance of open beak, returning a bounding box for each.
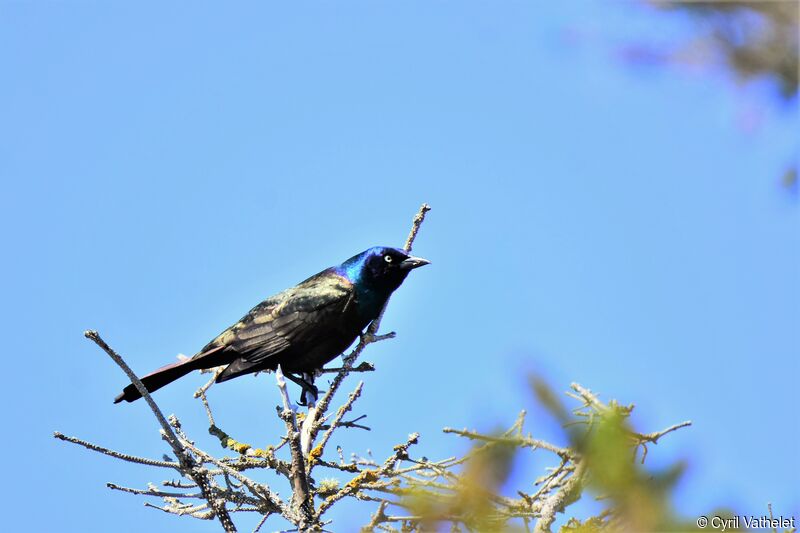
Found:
[399,256,431,270]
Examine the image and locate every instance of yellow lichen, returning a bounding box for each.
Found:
[208,424,252,455]
[344,469,379,490]
[307,444,324,466]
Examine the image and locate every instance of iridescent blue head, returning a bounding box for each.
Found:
[336,246,430,318]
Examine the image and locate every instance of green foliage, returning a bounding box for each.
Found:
[373,379,693,532]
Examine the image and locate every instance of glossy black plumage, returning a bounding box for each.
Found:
[114,246,428,403]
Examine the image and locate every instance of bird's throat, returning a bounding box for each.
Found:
[353,285,390,321]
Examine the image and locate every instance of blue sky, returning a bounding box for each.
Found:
[2,2,797,531]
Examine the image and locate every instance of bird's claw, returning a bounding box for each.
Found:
[298,383,319,407]
[283,372,319,406]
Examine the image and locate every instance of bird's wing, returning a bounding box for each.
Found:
[204,269,355,366]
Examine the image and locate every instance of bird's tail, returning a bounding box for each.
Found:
[113,346,230,403]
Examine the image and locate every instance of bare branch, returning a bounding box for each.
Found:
[317,433,419,518]
[107,482,203,500]
[173,426,286,515]
[302,332,394,455]
[84,331,237,532]
[635,420,693,464]
[85,331,183,452]
[403,203,431,253]
[308,381,364,474]
[534,462,585,533]
[275,365,312,526]
[442,427,573,460]
[54,432,180,469]
[194,367,225,398]
[320,361,375,374]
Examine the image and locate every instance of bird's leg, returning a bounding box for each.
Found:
[302,372,318,406]
[284,373,318,406]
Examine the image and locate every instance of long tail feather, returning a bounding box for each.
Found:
[113,346,230,403]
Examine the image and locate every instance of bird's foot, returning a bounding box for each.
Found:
[284,372,319,406]
[300,383,319,406]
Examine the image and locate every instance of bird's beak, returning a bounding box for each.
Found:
[399,256,430,270]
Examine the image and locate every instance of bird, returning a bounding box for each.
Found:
[114,246,429,404]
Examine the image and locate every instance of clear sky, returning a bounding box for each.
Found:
[2,2,797,531]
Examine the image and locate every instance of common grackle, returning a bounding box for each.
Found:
[114,247,429,403]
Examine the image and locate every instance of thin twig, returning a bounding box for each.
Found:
[302,332,394,456]
[403,203,431,253]
[53,432,180,469]
[362,500,390,531]
[194,367,225,398]
[85,331,182,451]
[316,433,419,518]
[107,482,202,499]
[320,361,375,374]
[635,420,692,464]
[252,514,269,533]
[442,427,573,459]
[308,381,364,474]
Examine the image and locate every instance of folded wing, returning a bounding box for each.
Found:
[209,270,356,381]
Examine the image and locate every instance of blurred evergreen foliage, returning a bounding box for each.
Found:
[380,380,697,532]
[625,1,798,191]
[643,0,798,99]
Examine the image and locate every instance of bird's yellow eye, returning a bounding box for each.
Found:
[384,254,393,263]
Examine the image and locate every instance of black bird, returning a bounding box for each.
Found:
[114,246,429,403]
